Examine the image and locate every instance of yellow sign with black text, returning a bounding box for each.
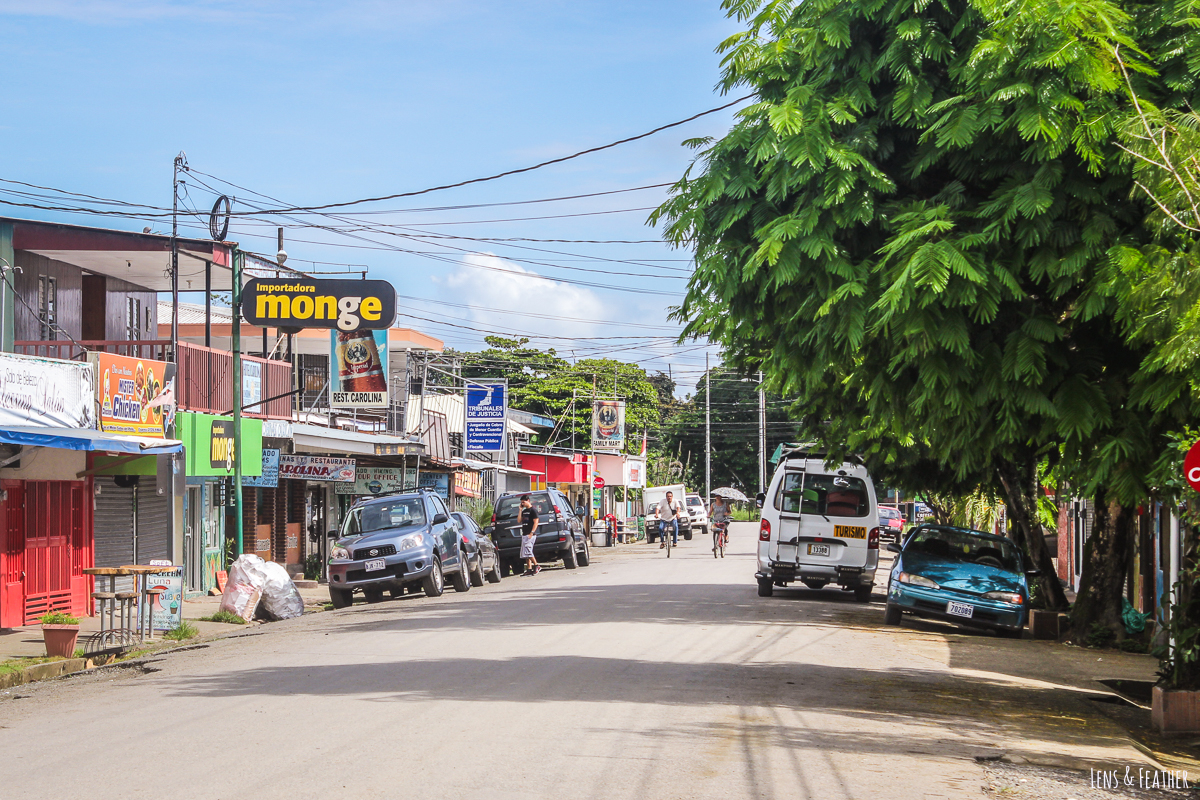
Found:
[242,278,396,331]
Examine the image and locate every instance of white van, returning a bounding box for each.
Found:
[755,452,881,601]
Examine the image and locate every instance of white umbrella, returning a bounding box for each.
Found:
[711,487,748,502]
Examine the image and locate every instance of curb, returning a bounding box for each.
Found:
[0,658,90,691]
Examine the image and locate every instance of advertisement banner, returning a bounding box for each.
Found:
[419,471,450,500]
[279,454,355,482]
[330,329,388,408]
[243,448,280,488]
[241,278,397,330]
[177,412,263,478]
[93,352,176,438]
[592,400,625,450]
[0,352,94,429]
[333,466,416,496]
[623,458,646,489]
[465,381,506,452]
[242,360,263,410]
[140,567,183,632]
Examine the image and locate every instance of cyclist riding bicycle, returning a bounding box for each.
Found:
[710,494,731,555]
[657,490,681,549]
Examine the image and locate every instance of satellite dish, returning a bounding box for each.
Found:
[209,195,232,241]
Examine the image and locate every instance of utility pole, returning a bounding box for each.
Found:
[705,352,711,502]
[171,152,186,362]
[758,370,766,493]
[232,248,244,558]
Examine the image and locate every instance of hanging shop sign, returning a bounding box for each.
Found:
[93,352,177,438]
[592,400,625,450]
[177,412,264,478]
[593,475,605,489]
[333,466,416,496]
[330,329,388,408]
[0,352,94,429]
[243,448,280,488]
[261,419,292,439]
[279,454,356,482]
[623,458,645,489]
[419,471,450,500]
[465,381,506,452]
[241,278,397,331]
[1185,441,1200,492]
[243,360,263,410]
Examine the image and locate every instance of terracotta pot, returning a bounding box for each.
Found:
[1152,685,1200,735]
[41,624,80,659]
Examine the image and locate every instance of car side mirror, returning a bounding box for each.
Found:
[326,529,338,538]
[432,513,449,525]
[755,492,766,509]
[886,542,901,554]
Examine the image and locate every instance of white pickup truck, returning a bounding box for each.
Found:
[643,484,692,542]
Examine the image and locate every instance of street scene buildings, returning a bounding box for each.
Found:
[4,2,1200,799]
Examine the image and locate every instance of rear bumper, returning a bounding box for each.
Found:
[888,582,1025,631]
[757,560,876,587]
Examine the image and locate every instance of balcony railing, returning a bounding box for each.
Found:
[12,339,294,419]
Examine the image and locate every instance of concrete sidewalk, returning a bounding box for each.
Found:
[0,584,332,661]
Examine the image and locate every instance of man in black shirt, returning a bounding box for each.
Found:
[519,494,541,576]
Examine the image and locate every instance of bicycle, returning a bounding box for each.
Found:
[663,519,673,558]
[712,521,728,558]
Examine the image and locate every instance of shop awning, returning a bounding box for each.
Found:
[451,457,543,476]
[0,426,183,454]
[292,423,425,457]
[517,451,589,483]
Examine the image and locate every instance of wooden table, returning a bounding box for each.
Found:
[82,567,135,640]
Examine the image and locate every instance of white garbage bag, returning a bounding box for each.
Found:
[259,561,305,621]
[218,554,269,622]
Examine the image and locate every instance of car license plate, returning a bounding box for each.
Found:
[365,559,386,572]
[946,600,974,618]
[834,525,867,539]
[807,543,830,556]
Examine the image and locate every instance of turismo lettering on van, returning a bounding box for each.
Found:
[241,278,396,331]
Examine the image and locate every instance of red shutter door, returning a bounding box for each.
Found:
[0,481,25,629]
[23,482,76,624]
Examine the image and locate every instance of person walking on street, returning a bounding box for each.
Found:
[657,491,680,549]
[519,494,541,575]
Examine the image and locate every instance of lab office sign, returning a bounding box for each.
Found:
[242,278,397,332]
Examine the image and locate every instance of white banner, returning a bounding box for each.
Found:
[278,455,356,482]
[333,466,416,495]
[0,352,94,429]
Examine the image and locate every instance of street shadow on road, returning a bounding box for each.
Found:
[161,653,1135,763]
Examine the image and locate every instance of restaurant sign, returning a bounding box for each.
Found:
[279,454,356,482]
[0,352,94,429]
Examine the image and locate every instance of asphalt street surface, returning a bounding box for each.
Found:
[0,523,1157,799]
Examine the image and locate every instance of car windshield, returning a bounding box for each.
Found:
[495,494,553,520]
[686,497,703,507]
[343,497,426,536]
[776,473,870,518]
[905,526,1021,571]
[879,508,899,519]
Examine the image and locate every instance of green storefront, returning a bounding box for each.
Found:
[177,412,263,595]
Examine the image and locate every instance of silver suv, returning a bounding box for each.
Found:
[326,490,470,607]
[685,493,709,536]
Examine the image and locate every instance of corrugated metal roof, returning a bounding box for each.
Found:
[405,392,534,435]
[158,300,234,326]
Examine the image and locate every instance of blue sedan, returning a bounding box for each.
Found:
[884,524,1031,637]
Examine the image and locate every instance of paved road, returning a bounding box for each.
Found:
[0,524,1156,799]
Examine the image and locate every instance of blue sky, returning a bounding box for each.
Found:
[0,1,744,390]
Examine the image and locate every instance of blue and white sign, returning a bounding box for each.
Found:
[243,448,280,488]
[465,381,506,452]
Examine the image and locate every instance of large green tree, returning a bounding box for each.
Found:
[652,0,1185,626]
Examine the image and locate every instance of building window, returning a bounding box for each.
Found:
[38,276,57,341]
[126,297,141,340]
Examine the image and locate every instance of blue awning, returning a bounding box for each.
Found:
[0,426,184,455]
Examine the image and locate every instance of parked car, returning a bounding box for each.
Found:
[685,493,709,536]
[645,501,693,543]
[488,489,591,575]
[327,489,471,608]
[878,506,905,541]
[754,451,881,601]
[884,524,1030,637]
[451,511,502,586]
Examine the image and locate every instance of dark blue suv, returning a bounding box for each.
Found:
[326,489,470,607]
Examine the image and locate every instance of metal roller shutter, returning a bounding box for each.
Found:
[136,489,172,565]
[93,478,135,592]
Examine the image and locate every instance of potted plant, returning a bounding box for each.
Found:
[40,611,80,659]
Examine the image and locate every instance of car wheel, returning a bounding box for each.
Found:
[802,580,827,590]
[422,557,444,598]
[757,577,774,597]
[449,562,471,592]
[883,602,902,626]
[854,585,873,603]
[469,561,485,587]
[486,556,502,584]
[364,588,384,603]
[329,587,353,608]
[577,539,591,567]
[562,542,578,570]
